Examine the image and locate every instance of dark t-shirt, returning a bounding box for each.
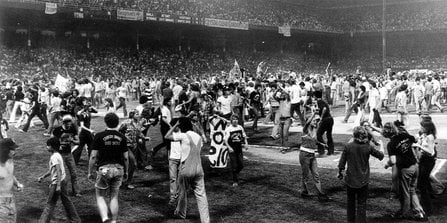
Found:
[250,91,261,106]
[14,91,24,101]
[77,107,97,129]
[317,99,331,118]
[5,91,14,100]
[92,130,128,167]
[53,125,78,154]
[162,88,173,100]
[387,133,417,169]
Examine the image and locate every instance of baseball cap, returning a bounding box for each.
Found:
[0,138,19,150]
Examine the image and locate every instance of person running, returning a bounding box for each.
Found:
[38,137,81,223]
[224,114,248,187]
[72,97,97,165]
[249,85,262,132]
[338,126,384,223]
[165,117,210,223]
[0,138,24,223]
[88,112,129,223]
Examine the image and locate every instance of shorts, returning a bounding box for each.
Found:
[0,197,16,223]
[95,164,124,190]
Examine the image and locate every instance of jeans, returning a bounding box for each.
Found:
[399,164,424,217]
[344,103,359,122]
[40,103,49,126]
[317,117,334,155]
[175,174,210,223]
[61,153,80,195]
[46,111,61,135]
[5,100,14,120]
[136,141,148,168]
[125,148,137,185]
[39,180,81,223]
[251,105,260,130]
[116,97,127,117]
[22,107,49,132]
[0,197,16,223]
[8,101,23,123]
[299,151,323,195]
[72,130,93,164]
[169,159,180,200]
[290,103,305,125]
[418,156,436,215]
[272,116,291,143]
[230,151,244,183]
[347,185,368,223]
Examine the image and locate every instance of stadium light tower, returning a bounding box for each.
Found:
[382,0,386,73]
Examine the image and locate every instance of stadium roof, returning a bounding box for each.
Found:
[282,0,445,8]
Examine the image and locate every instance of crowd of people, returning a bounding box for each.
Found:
[1,42,447,221]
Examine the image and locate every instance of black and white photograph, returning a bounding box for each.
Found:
[0,0,447,222]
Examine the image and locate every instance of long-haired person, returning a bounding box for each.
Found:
[413,119,437,216]
[338,126,384,223]
[382,122,426,220]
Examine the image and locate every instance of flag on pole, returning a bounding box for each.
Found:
[229,59,242,79]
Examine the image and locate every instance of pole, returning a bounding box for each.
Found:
[382,0,386,73]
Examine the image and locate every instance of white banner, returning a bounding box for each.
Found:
[177,15,191,24]
[45,3,57,15]
[146,12,157,21]
[207,117,230,168]
[117,9,144,21]
[204,18,249,30]
[55,74,70,93]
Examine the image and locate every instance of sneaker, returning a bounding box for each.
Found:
[73,193,82,197]
[413,213,428,222]
[232,183,239,187]
[43,133,51,137]
[17,129,25,133]
[126,184,135,189]
[144,165,154,171]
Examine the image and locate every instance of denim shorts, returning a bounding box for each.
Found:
[0,197,16,223]
[95,164,124,190]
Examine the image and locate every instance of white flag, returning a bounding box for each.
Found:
[45,3,57,15]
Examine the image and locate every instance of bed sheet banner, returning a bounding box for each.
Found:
[117,9,144,21]
[204,18,249,30]
[207,117,230,168]
[45,3,57,15]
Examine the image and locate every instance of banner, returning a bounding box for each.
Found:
[229,60,242,79]
[160,13,174,22]
[278,24,291,37]
[207,117,230,168]
[55,74,70,93]
[74,12,84,19]
[177,15,191,24]
[146,12,157,21]
[117,9,143,21]
[204,18,249,30]
[45,3,57,15]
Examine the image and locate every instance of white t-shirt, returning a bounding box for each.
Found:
[161,106,172,124]
[50,96,62,113]
[289,85,301,104]
[50,152,66,184]
[368,88,380,108]
[217,95,233,115]
[379,86,388,100]
[170,140,182,160]
[116,86,127,98]
[172,131,202,162]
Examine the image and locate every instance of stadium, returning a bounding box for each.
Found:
[0,0,447,222]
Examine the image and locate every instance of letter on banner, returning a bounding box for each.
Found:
[45,3,57,15]
[207,117,229,168]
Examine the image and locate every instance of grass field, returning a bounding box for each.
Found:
[9,115,447,223]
